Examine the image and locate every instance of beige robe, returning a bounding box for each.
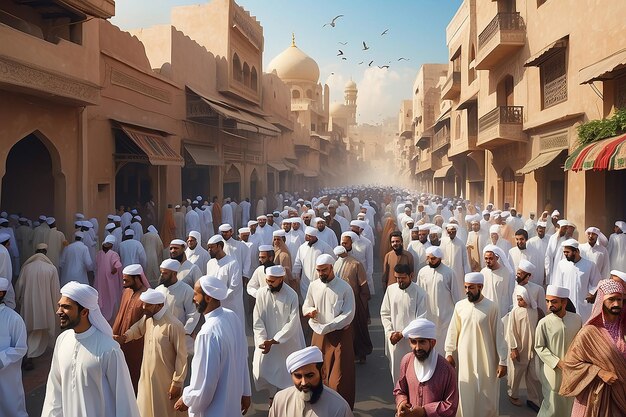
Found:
[46,227,66,268]
[125,309,188,417]
[507,305,543,404]
[269,386,354,417]
[141,232,164,288]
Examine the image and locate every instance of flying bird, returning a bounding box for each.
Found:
[323,15,344,28]
[337,49,344,56]
[358,61,364,65]
[397,57,409,61]
[381,29,389,36]
[341,57,347,60]
[378,65,389,69]
[368,60,374,66]
[362,41,369,50]
[338,41,348,45]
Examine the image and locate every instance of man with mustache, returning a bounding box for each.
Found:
[269,346,353,417]
[393,318,458,417]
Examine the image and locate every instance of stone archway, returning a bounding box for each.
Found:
[250,168,260,201]
[223,164,241,200]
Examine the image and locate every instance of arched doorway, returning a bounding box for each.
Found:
[223,165,241,200]
[500,167,516,209]
[250,168,259,201]
[2,133,56,218]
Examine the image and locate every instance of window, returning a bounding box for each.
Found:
[615,75,626,110]
[233,54,242,82]
[292,89,301,99]
[455,114,461,139]
[251,67,258,92]
[243,62,250,87]
[468,44,476,83]
[541,50,567,109]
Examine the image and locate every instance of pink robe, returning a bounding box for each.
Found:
[94,249,123,321]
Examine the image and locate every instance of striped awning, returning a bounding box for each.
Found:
[564,134,626,171]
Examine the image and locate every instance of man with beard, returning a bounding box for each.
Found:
[393,318,459,417]
[303,254,356,409]
[508,229,543,280]
[560,279,626,416]
[269,346,353,417]
[256,215,274,245]
[545,220,574,284]
[527,222,549,282]
[481,244,516,318]
[112,264,150,392]
[116,289,187,417]
[466,219,487,272]
[169,239,202,288]
[513,260,546,314]
[381,263,428,384]
[534,285,582,417]
[42,282,140,417]
[407,224,431,273]
[342,230,374,295]
[553,239,601,322]
[382,231,414,289]
[247,245,275,298]
[579,226,610,280]
[445,272,508,417]
[0,277,28,417]
[175,275,251,416]
[314,217,338,249]
[416,246,458,353]
[440,224,471,298]
[293,227,335,303]
[428,226,442,247]
[185,231,209,275]
[220,223,250,283]
[608,220,626,271]
[252,265,305,405]
[119,229,147,269]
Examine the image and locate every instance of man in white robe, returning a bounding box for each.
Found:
[534,285,582,417]
[239,227,258,279]
[348,223,375,295]
[407,225,430,273]
[440,224,471,301]
[59,232,93,286]
[284,220,303,264]
[45,217,66,268]
[508,228,544,283]
[0,233,16,308]
[314,217,339,249]
[173,205,186,240]
[513,259,547,314]
[175,276,251,416]
[269,346,354,417]
[553,239,601,323]
[185,231,209,275]
[119,229,147,270]
[293,227,335,301]
[527,221,549,281]
[32,215,50,252]
[524,212,538,239]
[0,218,20,277]
[381,263,428,384]
[168,239,202,288]
[221,198,234,229]
[246,245,275,298]
[240,198,251,225]
[256,215,274,245]
[608,220,626,272]
[580,226,610,280]
[253,265,305,401]
[185,206,201,238]
[416,246,458,352]
[41,282,140,417]
[16,217,34,267]
[130,216,143,242]
[481,244,515,318]
[445,272,508,417]
[220,223,251,281]
[0,278,28,417]
[545,220,574,284]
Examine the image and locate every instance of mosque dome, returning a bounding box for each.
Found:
[330,102,347,116]
[267,35,320,84]
[345,79,357,91]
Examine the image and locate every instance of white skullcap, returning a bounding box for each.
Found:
[518,259,535,274]
[133,215,142,221]
[501,211,511,219]
[124,229,135,237]
[349,220,360,227]
[537,221,548,228]
[430,226,442,235]
[36,243,48,250]
[482,210,490,215]
[105,222,115,230]
[0,233,11,244]
[170,238,186,247]
[514,285,536,309]
[257,215,267,220]
[140,288,166,305]
[341,231,358,241]
[39,215,47,221]
[316,254,335,266]
[312,217,324,224]
[74,231,84,239]
[258,245,273,252]
[323,212,331,217]
[46,217,55,225]
[248,220,258,227]
[218,224,232,232]
[112,215,121,222]
[199,275,227,300]
[131,209,138,214]
[446,223,458,231]
[402,318,436,339]
[187,231,201,242]
[238,227,250,234]
[615,221,626,232]
[196,195,203,201]
[585,226,600,235]
[464,272,484,284]
[489,225,500,234]
[334,245,347,256]
[0,218,8,225]
[356,220,368,229]
[418,224,431,231]
[273,230,286,237]
[286,346,323,373]
[610,270,626,284]
[266,265,286,277]
[61,281,112,336]
[557,219,570,227]
[546,284,569,298]
[464,214,474,223]
[103,235,116,245]
[551,210,560,217]
[82,220,94,228]
[208,235,224,245]
[122,264,144,275]
[160,259,180,272]
[561,238,579,249]
[425,246,443,259]
[305,226,318,236]
[174,204,181,209]
[0,277,8,291]
[147,225,158,234]
[75,213,85,219]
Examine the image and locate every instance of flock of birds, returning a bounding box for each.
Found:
[323,14,409,70]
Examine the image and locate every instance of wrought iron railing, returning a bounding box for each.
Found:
[479,106,523,131]
[478,12,526,48]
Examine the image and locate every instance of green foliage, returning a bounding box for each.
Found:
[577,108,626,146]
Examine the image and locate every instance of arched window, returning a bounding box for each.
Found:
[455,114,461,139]
[251,67,258,91]
[243,62,250,87]
[292,89,301,99]
[233,54,242,82]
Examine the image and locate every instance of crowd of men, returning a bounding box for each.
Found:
[0,186,625,417]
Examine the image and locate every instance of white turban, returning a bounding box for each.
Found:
[123,264,144,275]
[105,223,115,231]
[334,246,347,256]
[147,225,158,234]
[75,213,85,220]
[218,224,232,232]
[514,285,537,309]
[247,220,258,227]
[465,272,484,284]
[585,226,600,235]
[446,223,458,231]
[430,226,442,235]
[208,235,224,245]
[124,229,134,237]
[349,220,360,227]
[518,259,535,275]
[402,318,436,339]
[546,285,569,298]
[418,224,431,231]
[551,210,560,217]
[140,288,166,305]
[74,231,84,239]
[316,254,335,266]
[341,231,358,242]
[483,244,515,276]
[610,270,626,284]
[489,225,500,234]
[615,221,626,232]
[199,275,227,300]
[273,230,286,237]
[266,265,286,277]
[286,346,323,373]
[160,259,180,272]
[425,246,443,259]
[537,221,548,228]
[258,245,273,252]
[170,238,186,247]
[0,277,8,291]
[305,226,318,236]
[561,238,579,249]
[257,215,267,220]
[46,217,55,225]
[238,227,250,234]
[188,231,201,242]
[61,282,112,336]
[103,235,116,245]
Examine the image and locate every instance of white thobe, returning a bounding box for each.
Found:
[292,240,335,300]
[317,227,338,249]
[580,242,610,280]
[524,219,537,238]
[41,326,140,417]
[445,297,508,417]
[407,240,429,273]
[247,265,267,298]
[82,230,97,266]
[608,232,626,272]
[527,235,549,261]
[352,235,374,294]
[240,200,251,225]
[46,228,66,268]
[302,276,355,335]
[32,223,50,252]
[252,285,305,392]
[440,236,471,301]
[416,263,457,352]
[508,246,544,281]
[156,280,199,352]
[553,258,601,322]
[140,232,163,287]
[185,246,210,275]
[0,304,28,417]
[121,212,132,230]
[544,234,565,284]
[285,232,303,266]
[380,282,427,384]
[481,266,515,318]
[130,222,143,242]
[182,307,251,417]
[256,225,273,245]
[178,259,202,288]
[466,230,488,270]
[334,215,350,233]
[221,203,234,229]
[224,238,250,278]
[111,228,123,253]
[242,240,258,278]
[513,281,547,314]
[59,241,93,286]
[338,204,351,221]
[185,210,201,238]
[0,245,15,308]
[206,255,245,327]
[269,386,354,417]
[119,239,147,269]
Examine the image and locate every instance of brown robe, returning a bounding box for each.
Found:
[559,320,626,417]
[382,250,414,288]
[274,243,299,296]
[379,217,398,260]
[211,202,222,234]
[159,208,176,248]
[112,286,147,393]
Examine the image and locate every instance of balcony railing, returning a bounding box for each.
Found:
[479,106,523,131]
[432,125,450,151]
[478,12,525,48]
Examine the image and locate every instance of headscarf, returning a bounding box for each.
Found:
[483,244,515,276]
[514,285,537,309]
[61,282,113,336]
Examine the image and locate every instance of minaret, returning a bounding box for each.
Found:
[344,79,358,125]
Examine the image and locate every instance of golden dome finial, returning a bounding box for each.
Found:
[291,33,296,47]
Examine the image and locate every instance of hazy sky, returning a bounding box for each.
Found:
[111,0,462,124]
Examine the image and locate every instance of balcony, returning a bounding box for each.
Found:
[432,125,450,152]
[477,106,526,149]
[476,13,526,70]
[59,0,115,18]
[441,71,461,100]
[416,149,432,173]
